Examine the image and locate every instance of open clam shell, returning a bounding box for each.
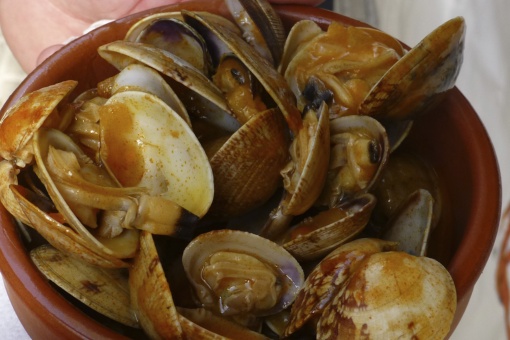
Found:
[318,115,390,207]
[182,229,304,318]
[11,184,130,268]
[98,63,191,127]
[98,40,240,133]
[126,15,212,75]
[226,0,286,66]
[260,102,329,240]
[98,91,214,220]
[33,128,141,259]
[182,10,302,134]
[359,16,466,120]
[278,19,322,75]
[382,189,434,256]
[283,193,377,261]
[283,22,404,115]
[283,101,330,216]
[0,80,77,167]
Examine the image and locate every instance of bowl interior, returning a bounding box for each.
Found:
[0,1,501,338]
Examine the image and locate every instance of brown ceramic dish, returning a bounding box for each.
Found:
[0,1,501,338]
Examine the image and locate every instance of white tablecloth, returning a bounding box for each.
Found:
[1,1,509,338]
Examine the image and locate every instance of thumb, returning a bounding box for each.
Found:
[36,44,65,67]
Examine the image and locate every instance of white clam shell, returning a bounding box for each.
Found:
[99,90,214,218]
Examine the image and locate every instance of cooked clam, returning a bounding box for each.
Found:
[318,115,390,207]
[283,22,404,116]
[318,250,456,339]
[283,193,377,261]
[261,102,329,240]
[182,229,304,317]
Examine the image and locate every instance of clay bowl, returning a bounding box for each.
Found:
[0,1,501,338]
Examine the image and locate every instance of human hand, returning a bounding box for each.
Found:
[0,0,323,73]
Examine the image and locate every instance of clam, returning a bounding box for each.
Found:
[98,40,240,133]
[360,16,466,120]
[261,102,329,239]
[33,128,141,259]
[130,231,184,338]
[30,244,137,327]
[207,107,289,217]
[318,251,456,339]
[97,63,191,126]
[382,189,434,256]
[226,0,286,66]
[282,193,377,261]
[125,14,212,75]
[182,229,304,318]
[285,238,456,339]
[98,90,214,223]
[283,16,465,123]
[0,80,77,167]
[318,115,390,208]
[182,10,302,134]
[278,19,323,75]
[284,238,397,337]
[283,22,404,116]
[11,184,130,268]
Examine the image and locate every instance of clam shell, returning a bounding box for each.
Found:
[260,102,329,240]
[209,107,289,217]
[182,229,304,317]
[359,16,466,120]
[283,193,377,261]
[130,231,184,338]
[125,12,183,42]
[182,10,302,134]
[11,184,130,268]
[127,16,212,74]
[33,128,140,259]
[283,102,330,216]
[318,251,456,339]
[278,19,323,75]
[99,90,214,219]
[0,80,77,167]
[283,23,403,115]
[383,189,434,256]
[226,0,286,66]
[0,161,31,226]
[319,115,390,207]
[98,63,191,126]
[98,40,239,133]
[284,238,397,337]
[30,244,136,327]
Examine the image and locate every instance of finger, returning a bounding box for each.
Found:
[36,44,65,67]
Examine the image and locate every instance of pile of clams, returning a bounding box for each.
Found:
[0,0,466,338]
